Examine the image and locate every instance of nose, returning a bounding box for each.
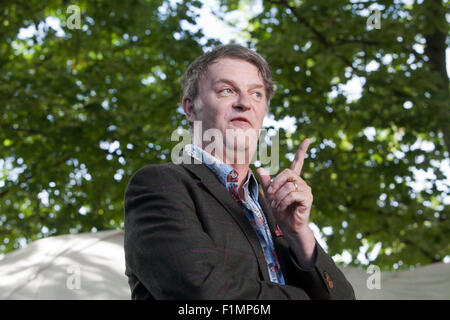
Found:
[233,92,252,112]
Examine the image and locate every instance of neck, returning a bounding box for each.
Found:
[200,142,254,191]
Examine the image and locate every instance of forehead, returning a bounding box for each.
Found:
[203,58,264,85]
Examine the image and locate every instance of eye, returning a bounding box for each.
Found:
[219,88,234,96]
[252,91,262,99]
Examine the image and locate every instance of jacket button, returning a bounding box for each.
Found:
[324,271,334,289]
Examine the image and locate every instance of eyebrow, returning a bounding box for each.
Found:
[213,78,265,90]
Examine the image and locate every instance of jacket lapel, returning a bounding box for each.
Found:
[180,160,271,282]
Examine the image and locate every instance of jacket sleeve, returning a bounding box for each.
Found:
[124,164,313,300]
[273,229,355,300]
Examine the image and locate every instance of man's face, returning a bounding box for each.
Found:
[186,58,268,162]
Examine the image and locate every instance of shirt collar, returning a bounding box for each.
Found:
[184,144,260,198]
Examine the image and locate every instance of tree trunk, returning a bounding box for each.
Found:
[423,0,450,152]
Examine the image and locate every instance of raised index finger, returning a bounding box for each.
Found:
[290,138,310,175]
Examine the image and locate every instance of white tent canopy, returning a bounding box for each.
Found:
[0,230,448,300]
[0,230,129,299]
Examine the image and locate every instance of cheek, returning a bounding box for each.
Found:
[201,105,227,129]
[255,106,266,124]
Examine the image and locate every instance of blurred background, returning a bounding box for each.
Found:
[0,0,449,297]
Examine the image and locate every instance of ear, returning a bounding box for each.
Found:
[182,97,197,123]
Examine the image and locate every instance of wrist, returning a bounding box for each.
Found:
[282,223,312,239]
[283,225,317,269]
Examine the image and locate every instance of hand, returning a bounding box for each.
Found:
[256,138,313,235]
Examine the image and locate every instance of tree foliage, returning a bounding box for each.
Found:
[1,0,448,270]
[221,0,449,269]
[0,0,217,253]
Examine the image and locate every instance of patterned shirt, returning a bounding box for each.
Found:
[184,144,285,284]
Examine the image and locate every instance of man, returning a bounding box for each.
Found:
[124,44,355,299]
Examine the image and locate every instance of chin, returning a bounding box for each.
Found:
[224,134,258,165]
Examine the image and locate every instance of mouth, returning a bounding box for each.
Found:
[230,117,251,127]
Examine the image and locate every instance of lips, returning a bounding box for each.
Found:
[230,117,251,126]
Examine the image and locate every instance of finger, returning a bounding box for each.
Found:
[270,179,305,209]
[256,167,271,194]
[266,168,300,196]
[277,192,311,213]
[291,138,310,175]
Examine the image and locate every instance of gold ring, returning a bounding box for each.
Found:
[287,177,299,192]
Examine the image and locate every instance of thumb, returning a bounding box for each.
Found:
[256,167,271,193]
